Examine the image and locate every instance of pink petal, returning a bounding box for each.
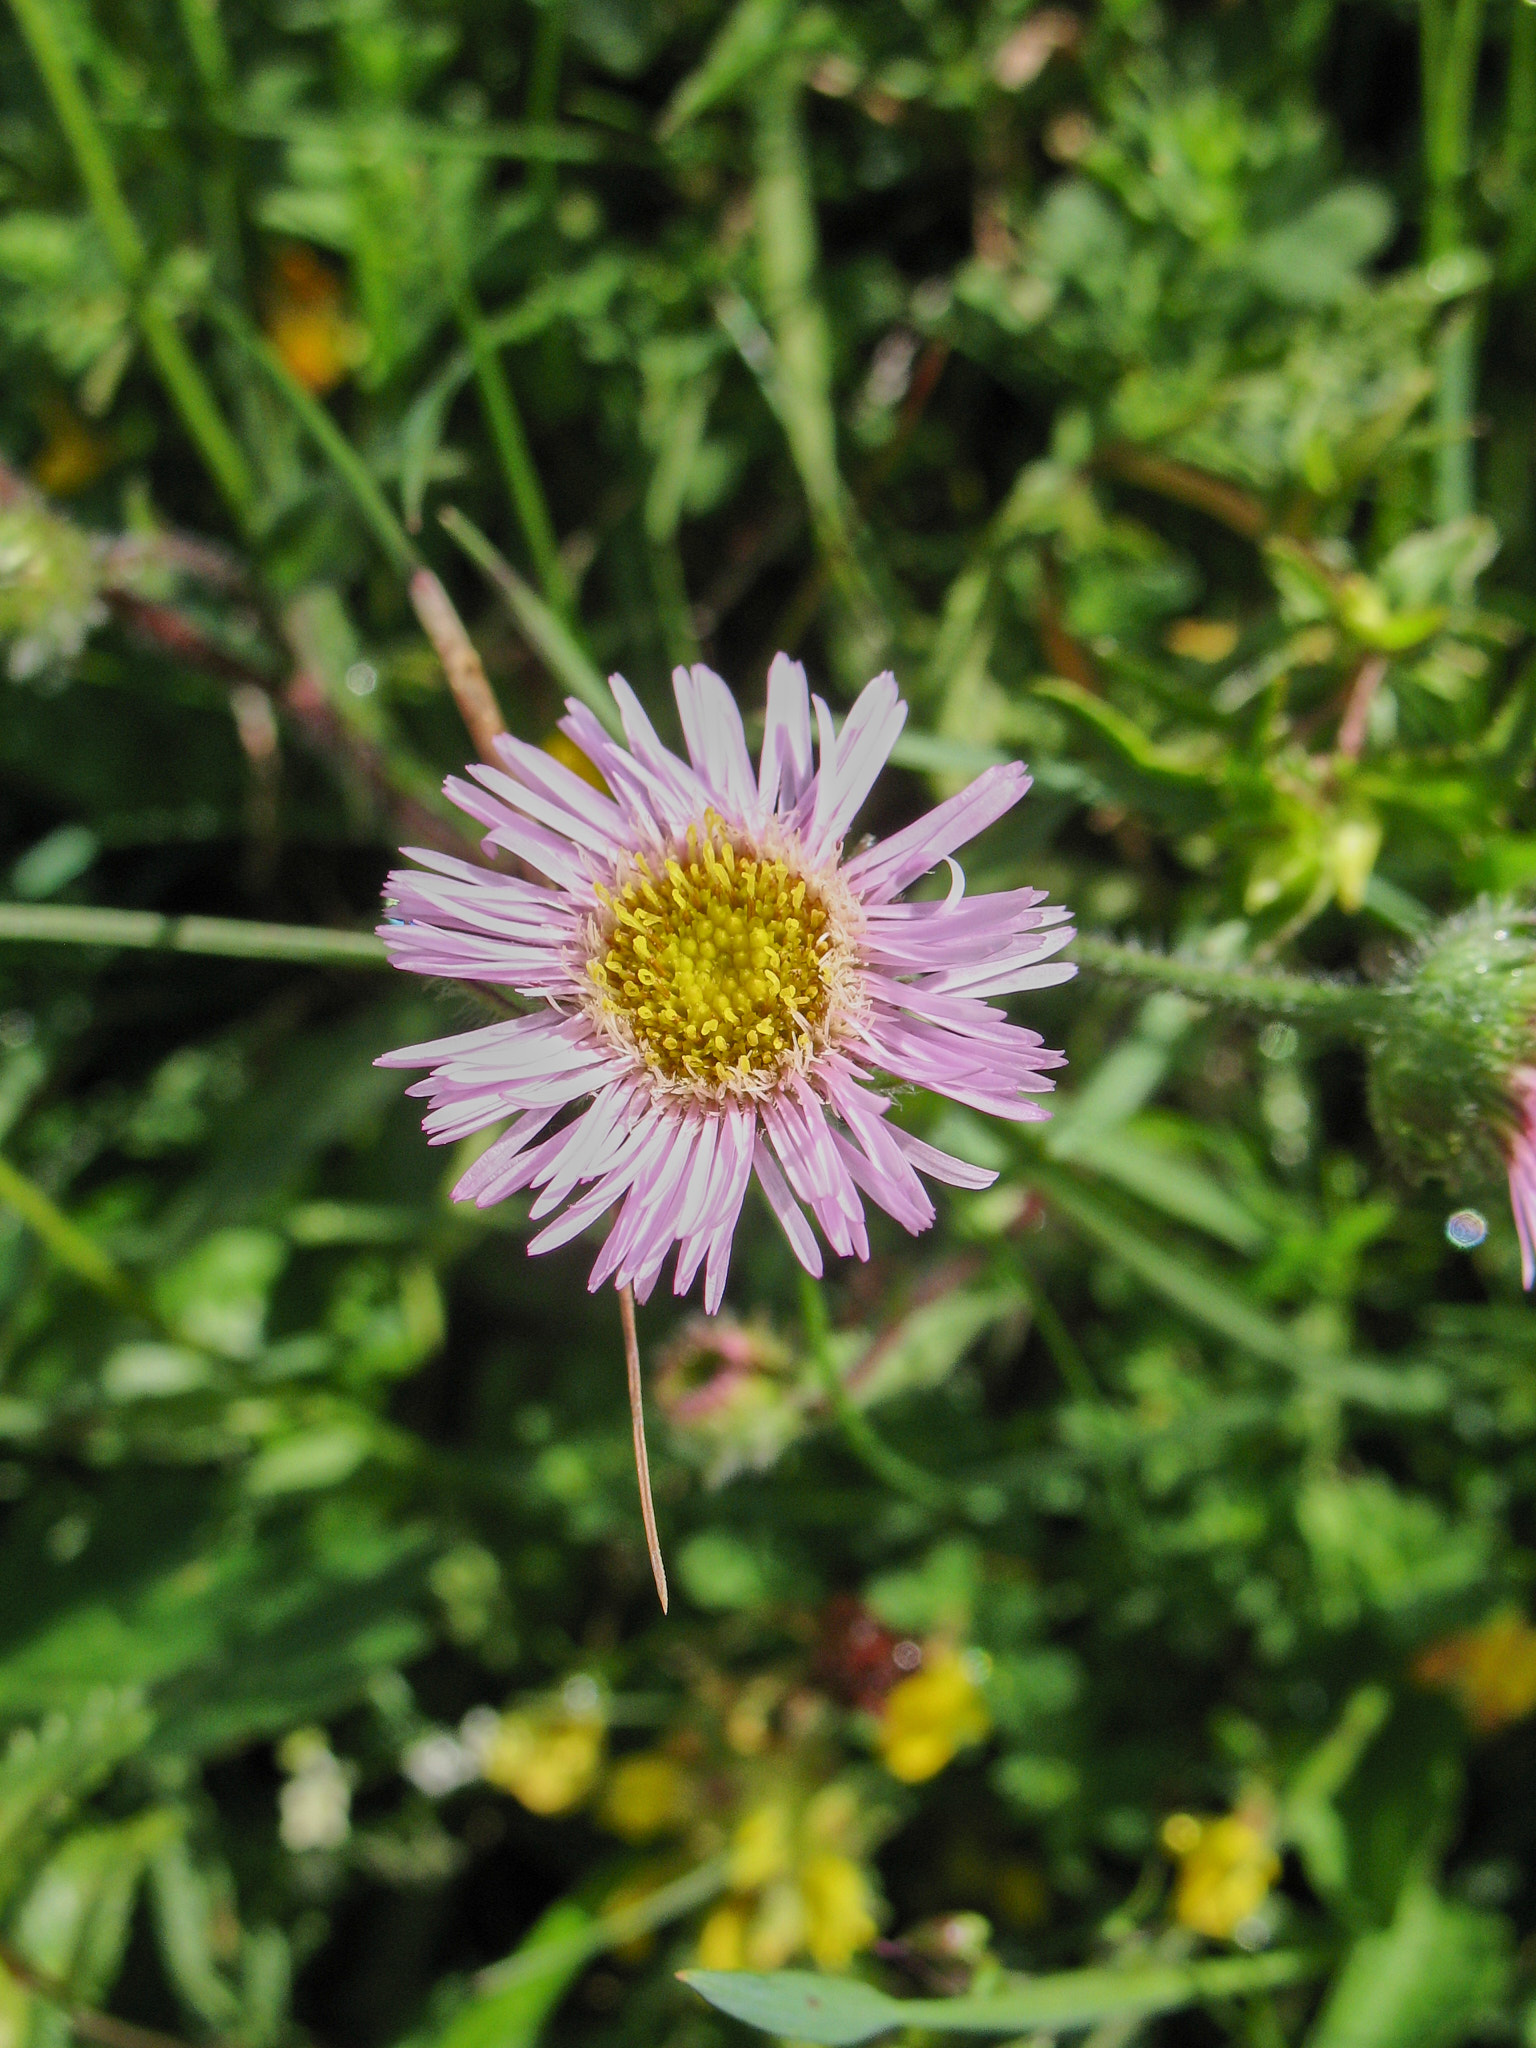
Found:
[450,1109,560,1201]
[841,763,1031,904]
[802,672,907,860]
[1509,1113,1536,1290]
[673,663,758,818]
[831,1129,931,1237]
[528,1085,638,1216]
[759,653,815,812]
[590,1113,700,1292]
[607,671,711,820]
[702,1114,755,1313]
[488,731,630,837]
[892,1128,999,1191]
[527,1112,671,1257]
[752,1136,824,1276]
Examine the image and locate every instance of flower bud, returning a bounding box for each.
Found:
[1365,903,1536,1285]
[0,496,106,680]
[654,1313,806,1484]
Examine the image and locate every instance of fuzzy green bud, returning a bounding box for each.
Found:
[1365,902,1536,1194]
[0,497,106,681]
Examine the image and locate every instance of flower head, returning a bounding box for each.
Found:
[1413,1608,1536,1733]
[1161,1808,1279,1941]
[1366,903,1536,1285]
[478,1700,605,1814]
[877,1645,991,1783]
[379,658,1072,1309]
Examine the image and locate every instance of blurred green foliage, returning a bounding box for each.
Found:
[2,0,1536,2045]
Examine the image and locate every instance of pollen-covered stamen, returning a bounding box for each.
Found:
[588,816,836,1087]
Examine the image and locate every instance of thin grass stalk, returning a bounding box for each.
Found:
[1420,0,1489,523]
[450,280,574,617]
[438,504,621,734]
[6,0,256,523]
[211,300,418,572]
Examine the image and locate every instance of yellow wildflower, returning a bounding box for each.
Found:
[878,1647,991,1784]
[599,1753,691,1842]
[31,400,114,496]
[697,1899,751,1970]
[481,1708,603,1815]
[543,728,610,793]
[1161,1811,1279,1940]
[704,1780,884,1974]
[799,1852,879,1969]
[746,1880,806,1968]
[263,245,366,396]
[1165,618,1239,664]
[730,1799,795,1889]
[1413,1610,1536,1734]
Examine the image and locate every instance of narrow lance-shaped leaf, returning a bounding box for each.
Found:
[680,1950,1323,2046]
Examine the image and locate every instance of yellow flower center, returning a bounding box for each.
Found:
[588,816,836,1091]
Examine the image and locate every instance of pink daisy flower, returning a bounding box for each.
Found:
[1508,1070,1536,1290]
[377,656,1073,1312]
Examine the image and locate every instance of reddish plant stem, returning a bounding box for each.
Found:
[620,1281,668,1612]
[409,567,509,759]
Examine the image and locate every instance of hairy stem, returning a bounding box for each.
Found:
[1072,936,1399,1032]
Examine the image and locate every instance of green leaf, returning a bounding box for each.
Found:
[1033,679,1225,829]
[1248,186,1396,306]
[1020,1159,1445,1413]
[149,1833,245,2029]
[0,1693,149,1918]
[658,0,796,134]
[430,1904,591,2048]
[680,1951,1323,2044]
[1306,1888,1509,2048]
[678,1970,899,2045]
[13,1807,181,2000]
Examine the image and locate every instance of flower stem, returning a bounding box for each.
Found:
[619,1282,668,1612]
[0,901,388,968]
[209,299,419,573]
[1071,937,1398,1032]
[0,1151,153,1321]
[5,0,256,525]
[476,1853,727,1994]
[798,1275,956,1513]
[450,278,574,618]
